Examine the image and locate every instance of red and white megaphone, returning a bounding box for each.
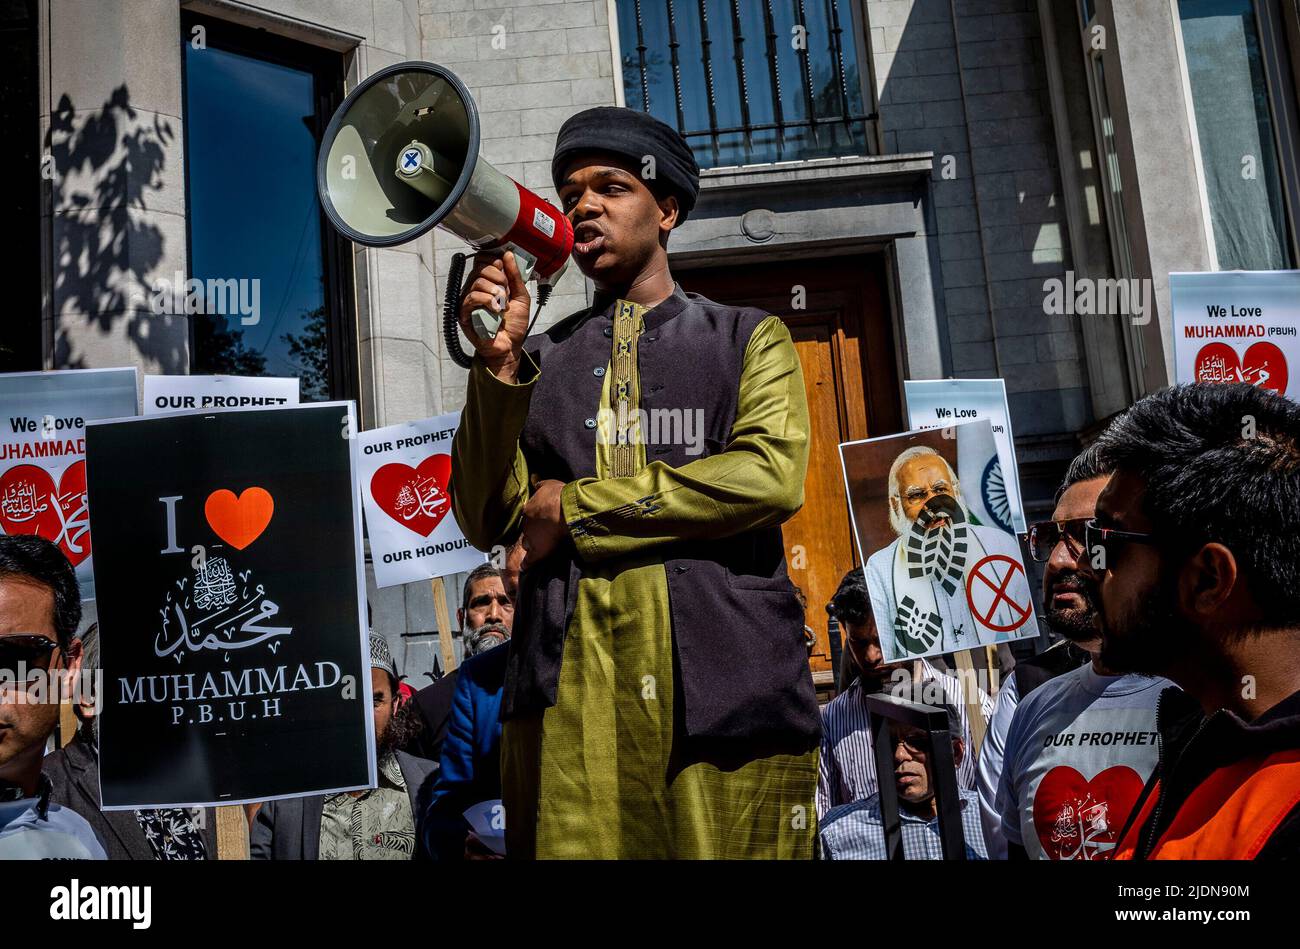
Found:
[316,62,574,365]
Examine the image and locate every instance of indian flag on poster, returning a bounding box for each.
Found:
[903,378,1026,534]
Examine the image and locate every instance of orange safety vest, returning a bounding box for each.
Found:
[1113,749,1300,860]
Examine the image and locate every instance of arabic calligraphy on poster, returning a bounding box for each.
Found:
[0,368,138,600]
[358,412,486,588]
[1171,270,1300,399]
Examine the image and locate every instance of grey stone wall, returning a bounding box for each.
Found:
[868,0,1089,448]
[44,0,191,376]
[43,0,1167,649]
[419,0,616,412]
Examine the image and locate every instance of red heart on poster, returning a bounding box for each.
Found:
[1033,764,1144,860]
[370,455,452,538]
[1193,342,1239,384]
[1194,341,1288,394]
[0,462,91,566]
[1242,341,1288,394]
[204,487,274,550]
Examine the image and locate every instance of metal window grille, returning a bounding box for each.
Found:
[619,0,877,168]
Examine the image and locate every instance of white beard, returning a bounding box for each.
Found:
[889,493,972,541]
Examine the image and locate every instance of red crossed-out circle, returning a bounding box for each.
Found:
[965,554,1031,633]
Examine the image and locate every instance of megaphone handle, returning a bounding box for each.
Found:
[471,245,537,341]
[469,307,502,341]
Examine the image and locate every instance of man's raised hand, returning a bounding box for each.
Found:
[458,250,533,382]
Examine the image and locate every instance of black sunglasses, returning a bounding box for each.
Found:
[1027,517,1089,563]
[1083,519,1161,571]
[891,730,932,755]
[0,635,59,680]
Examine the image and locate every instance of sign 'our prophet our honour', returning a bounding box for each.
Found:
[357,411,486,588]
[85,403,375,809]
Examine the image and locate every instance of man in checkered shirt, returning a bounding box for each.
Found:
[819,698,987,860]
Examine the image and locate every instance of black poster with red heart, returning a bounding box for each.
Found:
[84,403,375,809]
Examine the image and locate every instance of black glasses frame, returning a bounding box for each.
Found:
[0,634,59,679]
[1083,519,1162,570]
[1027,517,1090,563]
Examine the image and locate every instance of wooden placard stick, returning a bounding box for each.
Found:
[986,645,1001,694]
[58,702,77,748]
[954,649,987,758]
[216,805,249,860]
[431,575,457,675]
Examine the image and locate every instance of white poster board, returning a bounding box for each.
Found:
[143,374,299,414]
[1171,270,1300,398]
[839,420,1039,662]
[358,412,486,588]
[0,367,139,599]
[904,378,1026,533]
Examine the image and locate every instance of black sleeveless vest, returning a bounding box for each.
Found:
[505,283,821,751]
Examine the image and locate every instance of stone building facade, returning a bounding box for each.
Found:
[8,0,1298,676]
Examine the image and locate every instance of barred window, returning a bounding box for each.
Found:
[615,0,876,169]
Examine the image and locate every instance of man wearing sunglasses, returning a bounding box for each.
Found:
[819,698,987,860]
[0,534,104,859]
[43,623,217,859]
[976,444,1102,856]
[986,444,1170,861]
[1082,383,1300,860]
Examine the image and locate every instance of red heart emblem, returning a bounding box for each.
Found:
[1033,764,1143,860]
[1194,341,1288,394]
[0,462,91,566]
[204,487,275,551]
[370,455,452,538]
[1242,341,1288,394]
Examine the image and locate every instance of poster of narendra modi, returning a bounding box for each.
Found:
[839,420,1038,663]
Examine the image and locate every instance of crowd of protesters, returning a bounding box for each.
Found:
[2,380,1299,859]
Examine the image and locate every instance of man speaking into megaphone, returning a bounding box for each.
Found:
[449,106,820,860]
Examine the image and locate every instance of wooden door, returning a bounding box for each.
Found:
[677,256,900,682]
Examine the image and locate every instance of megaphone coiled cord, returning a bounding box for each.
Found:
[443,251,553,370]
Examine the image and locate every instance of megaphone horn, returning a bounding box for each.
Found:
[316,61,574,365]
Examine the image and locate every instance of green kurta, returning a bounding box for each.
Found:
[453,298,817,859]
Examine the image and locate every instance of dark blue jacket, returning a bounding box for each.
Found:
[421,642,507,860]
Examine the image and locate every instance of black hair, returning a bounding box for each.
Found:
[1094,382,1300,625]
[461,563,504,615]
[888,669,963,738]
[930,700,963,740]
[386,695,425,754]
[0,534,81,651]
[1053,439,1113,505]
[827,567,870,626]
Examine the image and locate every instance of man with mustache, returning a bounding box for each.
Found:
[409,560,518,763]
[0,535,103,859]
[1084,384,1300,860]
[975,445,1101,858]
[450,107,818,858]
[420,552,523,861]
[990,446,1171,860]
[864,445,1034,662]
[819,698,988,860]
[43,623,218,859]
[251,634,435,860]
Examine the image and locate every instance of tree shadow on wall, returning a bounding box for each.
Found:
[46,85,185,371]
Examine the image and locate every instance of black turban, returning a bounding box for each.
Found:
[551,106,701,225]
